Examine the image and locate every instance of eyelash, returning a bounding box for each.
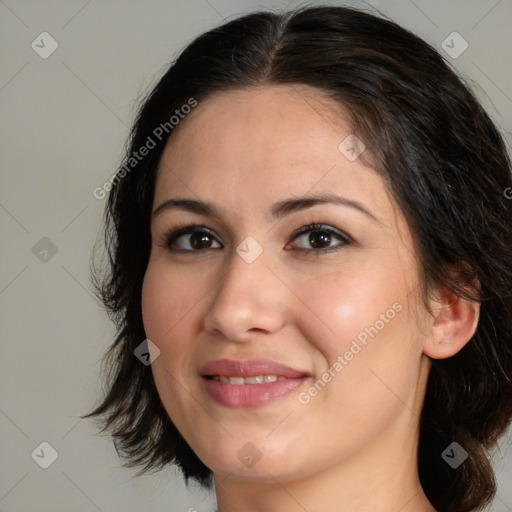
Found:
[160,220,353,255]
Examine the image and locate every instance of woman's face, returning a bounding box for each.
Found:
[142,84,432,483]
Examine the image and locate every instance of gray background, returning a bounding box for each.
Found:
[1,0,511,510]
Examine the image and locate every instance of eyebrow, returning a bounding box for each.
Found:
[152,193,379,223]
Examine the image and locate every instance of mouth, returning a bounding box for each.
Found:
[200,358,311,408]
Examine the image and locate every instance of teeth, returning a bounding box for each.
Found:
[212,375,288,384]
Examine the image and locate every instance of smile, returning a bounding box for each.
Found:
[208,375,290,384]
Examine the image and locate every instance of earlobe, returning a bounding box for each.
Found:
[423,289,480,360]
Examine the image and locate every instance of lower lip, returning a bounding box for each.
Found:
[202,377,309,408]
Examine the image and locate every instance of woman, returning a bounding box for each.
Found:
[83,5,512,511]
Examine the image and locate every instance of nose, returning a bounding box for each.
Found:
[203,247,289,342]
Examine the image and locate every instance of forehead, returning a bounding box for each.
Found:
[154,84,386,218]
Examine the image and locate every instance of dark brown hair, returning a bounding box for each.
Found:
[83,5,512,511]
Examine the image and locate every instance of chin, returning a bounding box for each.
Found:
[203,445,311,484]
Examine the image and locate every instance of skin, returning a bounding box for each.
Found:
[141,84,479,512]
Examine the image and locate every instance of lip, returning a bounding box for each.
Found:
[200,358,310,379]
[200,358,311,409]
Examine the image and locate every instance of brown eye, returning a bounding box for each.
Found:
[289,223,352,254]
[164,225,222,252]
[307,231,332,249]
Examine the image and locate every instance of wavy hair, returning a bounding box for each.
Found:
[83,6,512,511]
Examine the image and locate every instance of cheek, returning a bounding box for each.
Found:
[296,264,420,409]
[297,266,404,359]
[141,265,169,342]
[141,261,204,424]
[141,260,201,352]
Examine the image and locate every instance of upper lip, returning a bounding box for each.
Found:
[200,358,310,379]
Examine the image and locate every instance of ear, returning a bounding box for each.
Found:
[423,284,480,360]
